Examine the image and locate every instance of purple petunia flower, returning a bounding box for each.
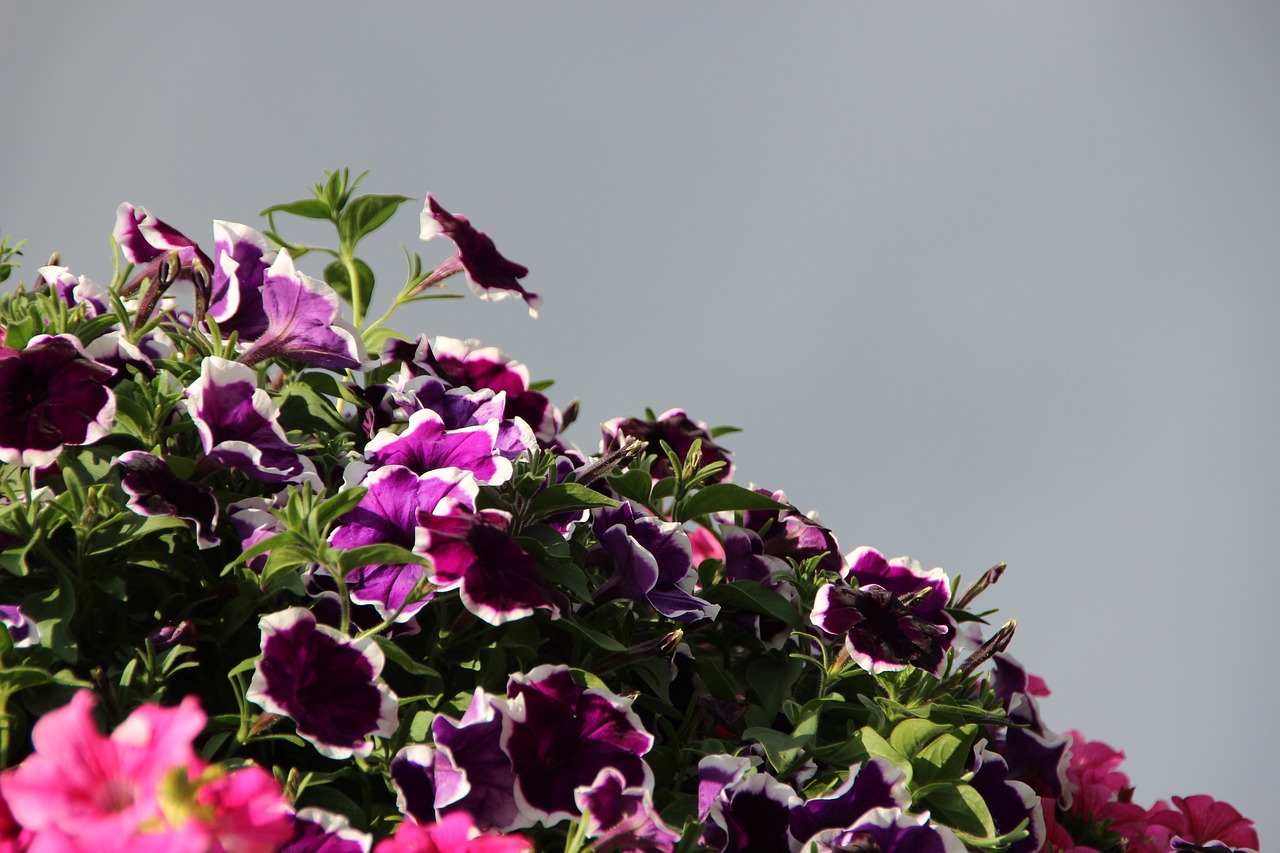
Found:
[967,740,1045,853]
[799,807,967,853]
[38,265,110,317]
[0,334,116,468]
[366,409,513,485]
[575,767,682,853]
[420,195,541,317]
[113,202,213,271]
[0,604,40,648]
[788,759,911,846]
[696,757,800,853]
[116,450,221,548]
[228,496,286,577]
[738,487,844,574]
[235,249,367,371]
[184,357,308,483]
[591,500,720,623]
[415,507,557,625]
[389,744,439,825]
[329,465,479,621]
[601,408,733,484]
[811,583,949,675]
[281,807,372,853]
[499,665,654,826]
[247,607,399,759]
[208,220,275,340]
[842,547,953,645]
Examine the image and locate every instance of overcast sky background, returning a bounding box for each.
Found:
[2,2,1276,846]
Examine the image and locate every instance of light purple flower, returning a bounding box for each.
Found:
[575,766,681,853]
[799,807,967,853]
[184,356,307,482]
[247,607,399,759]
[366,409,512,485]
[116,450,221,548]
[601,408,733,483]
[811,583,949,675]
[236,249,367,370]
[329,465,479,621]
[0,604,40,648]
[499,665,654,826]
[0,334,116,468]
[788,759,911,846]
[415,507,557,625]
[420,195,541,317]
[591,500,720,623]
[113,202,213,271]
[281,807,373,853]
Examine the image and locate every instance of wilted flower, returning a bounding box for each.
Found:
[117,450,221,548]
[420,195,541,317]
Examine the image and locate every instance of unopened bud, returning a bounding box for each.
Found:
[956,562,1007,610]
[953,619,1017,684]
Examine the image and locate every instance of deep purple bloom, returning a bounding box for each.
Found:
[499,665,654,826]
[812,583,949,675]
[575,767,681,853]
[228,496,286,576]
[113,202,213,271]
[185,356,307,482]
[696,758,800,853]
[799,808,967,853]
[428,689,534,833]
[842,548,952,633]
[0,604,39,648]
[390,745,439,825]
[420,195,541,317]
[1002,693,1075,808]
[967,741,1045,853]
[281,808,372,853]
[788,759,910,845]
[116,450,221,548]
[366,409,513,485]
[739,487,844,574]
[591,501,720,623]
[0,334,116,468]
[329,465,479,621]
[247,607,399,759]
[721,525,797,646]
[236,249,367,370]
[601,408,733,483]
[208,220,275,340]
[415,507,557,625]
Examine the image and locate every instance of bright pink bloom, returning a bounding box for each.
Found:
[374,813,533,853]
[1145,795,1259,851]
[1062,731,1152,849]
[195,765,293,852]
[687,526,725,565]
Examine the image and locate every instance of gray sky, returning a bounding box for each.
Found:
[3,2,1276,845]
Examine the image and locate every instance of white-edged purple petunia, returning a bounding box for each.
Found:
[601,408,733,484]
[591,500,720,623]
[366,409,513,486]
[967,740,1045,853]
[208,220,276,340]
[575,766,682,853]
[113,202,213,271]
[420,195,541,317]
[0,604,40,648]
[788,758,911,847]
[116,450,221,548]
[329,465,479,621]
[281,807,373,853]
[798,807,968,853]
[811,583,950,675]
[236,249,367,371]
[415,507,557,625]
[246,607,399,759]
[0,334,116,468]
[842,547,954,651]
[184,356,307,483]
[38,265,110,318]
[499,665,654,827]
[696,757,801,853]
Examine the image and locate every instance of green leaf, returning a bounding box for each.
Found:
[338,194,414,247]
[699,580,802,628]
[745,654,804,721]
[334,543,426,574]
[0,666,56,692]
[911,724,978,785]
[851,726,910,774]
[526,483,618,520]
[607,469,653,505]
[692,656,740,702]
[537,560,592,602]
[372,636,440,677]
[323,258,375,317]
[556,618,628,653]
[675,483,787,521]
[889,719,951,760]
[313,487,369,533]
[260,198,332,220]
[228,530,297,570]
[277,381,354,436]
[743,725,814,776]
[919,783,997,838]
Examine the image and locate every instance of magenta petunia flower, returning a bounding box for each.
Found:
[498,665,654,826]
[366,409,513,486]
[184,357,308,483]
[246,608,399,759]
[329,465,479,621]
[1146,796,1260,852]
[415,507,557,626]
[374,812,533,853]
[113,202,213,271]
[117,450,221,548]
[420,195,541,318]
[0,334,116,468]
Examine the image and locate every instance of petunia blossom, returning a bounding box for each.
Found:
[696,758,800,853]
[811,582,949,675]
[788,758,911,846]
[365,409,512,485]
[0,605,39,648]
[207,220,276,340]
[1145,795,1259,853]
[419,195,541,317]
[575,767,681,853]
[601,408,733,483]
[798,807,967,853]
[246,607,399,759]
[117,451,221,548]
[113,203,213,271]
[281,807,373,853]
[0,334,116,468]
[374,812,532,853]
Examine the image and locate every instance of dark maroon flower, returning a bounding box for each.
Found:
[788,759,910,846]
[601,408,732,483]
[499,665,654,826]
[247,607,398,758]
[591,500,719,623]
[0,334,116,468]
[811,584,949,675]
[416,507,556,625]
[575,767,681,853]
[117,450,221,548]
[420,195,541,317]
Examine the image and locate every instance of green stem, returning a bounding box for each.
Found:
[344,254,365,327]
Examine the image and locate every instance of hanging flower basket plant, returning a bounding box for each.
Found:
[0,172,1259,852]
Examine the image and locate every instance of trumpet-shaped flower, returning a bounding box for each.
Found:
[420,195,541,317]
[113,203,212,271]
[374,813,532,853]
[366,409,512,485]
[117,451,221,548]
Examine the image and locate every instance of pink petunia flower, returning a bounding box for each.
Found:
[374,813,532,853]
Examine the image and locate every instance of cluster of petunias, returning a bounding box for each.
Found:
[0,174,1259,852]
